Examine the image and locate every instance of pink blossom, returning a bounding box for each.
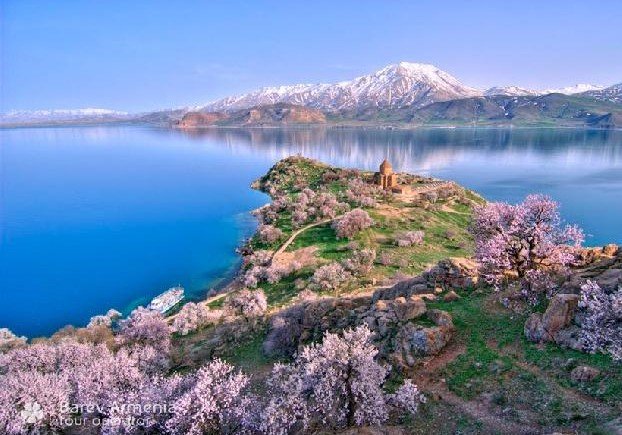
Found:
[333,209,373,239]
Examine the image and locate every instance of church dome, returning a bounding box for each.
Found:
[379,159,393,175]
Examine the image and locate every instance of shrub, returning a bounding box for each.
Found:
[87,308,121,328]
[312,262,351,291]
[260,325,424,432]
[342,248,376,276]
[171,302,221,336]
[225,289,268,317]
[166,359,255,434]
[332,209,373,239]
[258,224,284,244]
[395,230,424,247]
[578,280,622,361]
[470,194,583,300]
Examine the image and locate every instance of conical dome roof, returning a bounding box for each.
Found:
[379,159,393,175]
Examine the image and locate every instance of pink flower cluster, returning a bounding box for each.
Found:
[332,209,374,239]
[579,280,622,361]
[471,194,584,299]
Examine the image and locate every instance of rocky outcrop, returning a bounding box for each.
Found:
[524,294,579,343]
[559,245,622,294]
[360,296,427,337]
[574,244,619,267]
[262,292,441,359]
[177,111,228,128]
[393,309,455,367]
[372,257,479,302]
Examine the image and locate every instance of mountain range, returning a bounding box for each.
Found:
[2,62,621,128]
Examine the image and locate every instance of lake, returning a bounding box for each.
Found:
[1,126,621,337]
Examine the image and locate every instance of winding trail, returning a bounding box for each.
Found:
[271,217,336,263]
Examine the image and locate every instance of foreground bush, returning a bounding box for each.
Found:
[471,194,583,301]
[261,325,425,432]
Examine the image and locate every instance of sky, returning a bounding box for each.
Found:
[1,0,621,112]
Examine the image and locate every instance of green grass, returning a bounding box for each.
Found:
[428,291,621,429]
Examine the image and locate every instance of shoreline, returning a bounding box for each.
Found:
[3,121,622,132]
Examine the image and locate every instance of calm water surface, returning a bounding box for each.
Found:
[1,126,621,336]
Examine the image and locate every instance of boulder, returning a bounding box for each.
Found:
[427,309,454,328]
[524,294,579,343]
[393,296,426,321]
[395,309,454,365]
[443,290,460,302]
[426,257,479,289]
[541,294,579,335]
[553,325,583,351]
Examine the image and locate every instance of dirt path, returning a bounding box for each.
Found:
[271,217,336,263]
[413,343,542,435]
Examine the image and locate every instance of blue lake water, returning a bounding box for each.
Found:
[1,126,621,337]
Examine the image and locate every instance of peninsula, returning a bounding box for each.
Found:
[1,157,620,434]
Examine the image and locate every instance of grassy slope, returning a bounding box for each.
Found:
[174,157,621,433]
[249,157,477,308]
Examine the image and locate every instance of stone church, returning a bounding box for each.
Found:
[374,159,398,189]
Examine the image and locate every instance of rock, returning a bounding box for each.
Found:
[394,309,454,365]
[554,325,583,350]
[542,294,579,334]
[399,324,453,358]
[426,257,479,289]
[443,290,460,302]
[603,244,619,256]
[420,293,437,301]
[427,309,454,328]
[393,296,426,321]
[570,365,600,383]
[525,294,579,343]
[374,300,389,311]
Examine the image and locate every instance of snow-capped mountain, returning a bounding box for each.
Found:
[0,108,129,123]
[539,83,605,95]
[201,62,481,112]
[484,86,539,97]
[581,83,622,104]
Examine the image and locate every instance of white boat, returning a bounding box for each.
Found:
[147,286,184,314]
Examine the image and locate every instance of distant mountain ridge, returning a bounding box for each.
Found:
[582,83,622,104]
[2,62,620,128]
[0,108,131,126]
[200,62,481,112]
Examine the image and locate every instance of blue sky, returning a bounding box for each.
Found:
[2,0,621,112]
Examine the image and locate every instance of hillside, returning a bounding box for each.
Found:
[338,93,622,128]
[2,156,620,434]
[172,157,621,433]
[176,103,327,128]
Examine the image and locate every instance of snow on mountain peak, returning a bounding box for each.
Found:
[0,108,129,123]
[201,62,480,113]
[540,83,605,95]
[484,86,539,97]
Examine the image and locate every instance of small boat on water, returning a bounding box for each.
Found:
[147,286,184,314]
